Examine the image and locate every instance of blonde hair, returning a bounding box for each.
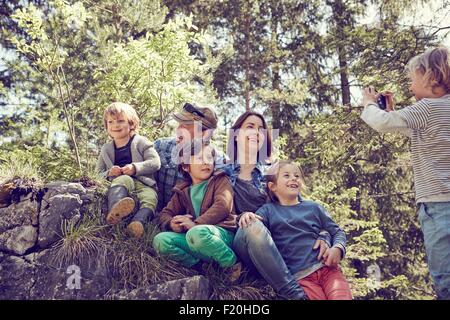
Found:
[103,102,140,133]
[265,161,305,203]
[407,47,450,93]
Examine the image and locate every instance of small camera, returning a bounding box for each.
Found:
[376,93,387,110]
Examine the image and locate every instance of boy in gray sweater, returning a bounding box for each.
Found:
[96,102,161,238]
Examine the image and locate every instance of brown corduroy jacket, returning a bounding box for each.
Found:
[158,170,237,232]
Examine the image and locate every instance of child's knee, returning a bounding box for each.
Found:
[138,187,158,210]
[246,219,265,235]
[186,225,212,249]
[153,232,173,254]
[242,220,268,245]
[111,175,134,189]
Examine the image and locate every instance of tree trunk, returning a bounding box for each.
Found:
[243,0,251,111]
[270,0,282,130]
[330,0,351,106]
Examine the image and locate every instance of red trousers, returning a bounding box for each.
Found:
[298,266,353,300]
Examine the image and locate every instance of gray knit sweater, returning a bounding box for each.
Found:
[96,134,161,188]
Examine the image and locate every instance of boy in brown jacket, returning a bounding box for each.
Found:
[153,140,240,278]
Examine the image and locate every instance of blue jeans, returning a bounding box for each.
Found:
[232,220,307,299]
[418,202,450,299]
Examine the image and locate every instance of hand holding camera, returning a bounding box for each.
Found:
[381,91,395,111]
[377,94,387,110]
[362,87,394,112]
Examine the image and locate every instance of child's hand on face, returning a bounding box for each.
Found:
[313,239,329,261]
[322,247,342,267]
[239,212,263,228]
[121,164,136,176]
[108,166,122,177]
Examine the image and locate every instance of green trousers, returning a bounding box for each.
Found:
[153,225,236,268]
[110,175,157,211]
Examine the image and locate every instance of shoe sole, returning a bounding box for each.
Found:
[127,221,144,238]
[106,197,135,225]
[228,262,242,283]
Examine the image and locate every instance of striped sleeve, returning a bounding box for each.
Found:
[397,99,431,130]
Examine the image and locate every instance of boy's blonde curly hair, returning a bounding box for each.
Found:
[407,46,450,93]
[103,102,140,133]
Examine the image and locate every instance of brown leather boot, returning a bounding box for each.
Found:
[126,208,154,238]
[127,221,144,238]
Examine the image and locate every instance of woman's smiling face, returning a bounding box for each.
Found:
[236,115,265,158]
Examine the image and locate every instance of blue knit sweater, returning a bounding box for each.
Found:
[256,200,346,275]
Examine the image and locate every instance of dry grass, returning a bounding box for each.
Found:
[212,283,277,300]
[51,195,279,300]
[72,170,109,194]
[107,221,196,291]
[0,151,43,185]
[0,151,46,207]
[52,209,108,268]
[104,222,278,299]
[200,262,278,300]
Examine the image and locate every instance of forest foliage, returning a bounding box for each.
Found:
[1,0,450,299]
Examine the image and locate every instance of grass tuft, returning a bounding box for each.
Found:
[0,150,43,185]
[53,207,108,268]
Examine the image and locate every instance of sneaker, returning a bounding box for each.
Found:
[127,221,144,238]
